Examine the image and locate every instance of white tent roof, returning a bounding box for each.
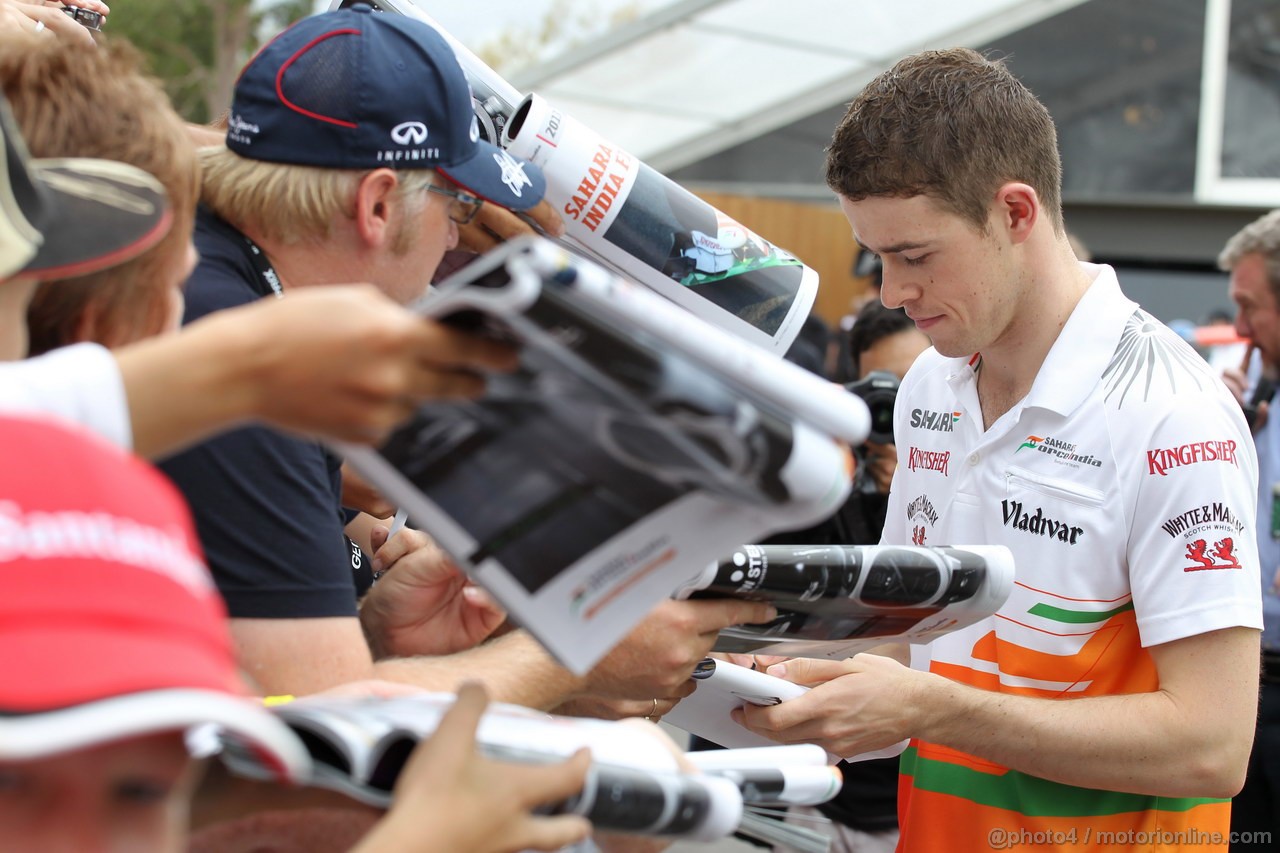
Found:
[512,0,1090,173]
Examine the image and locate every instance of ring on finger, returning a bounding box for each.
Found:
[644,697,659,721]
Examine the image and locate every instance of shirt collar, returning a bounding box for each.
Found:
[1023,263,1136,417]
[943,264,1135,417]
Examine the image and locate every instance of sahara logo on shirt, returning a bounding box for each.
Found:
[910,409,961,432]
[1015,435,1103,468]
[1000,500,1085,544]
[908,447,950,477]
[907,494,939,546]
[1146,439,1238,476]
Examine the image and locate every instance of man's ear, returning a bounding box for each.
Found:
[994,182,1039,245]
[353,168,402,250]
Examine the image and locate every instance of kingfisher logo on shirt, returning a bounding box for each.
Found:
[908,447,950,476]
[910,409,961,432]
[1016,435,1103,468]
[1001,500,1085,544]
[1146,439,1238,476]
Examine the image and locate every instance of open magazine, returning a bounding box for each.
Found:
[216,692,842,844]
[331,0,818,354]
[342,238,864,673]
[675,543,1015,659]
[665,656,908,762]
[665,544,1013,759]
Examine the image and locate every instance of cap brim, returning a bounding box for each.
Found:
[0,690,311,784]
[438,140,546,213]
[21,158,172,281]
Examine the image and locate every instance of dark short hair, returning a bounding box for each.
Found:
[825,47,1064,234]
[847,300,914,377]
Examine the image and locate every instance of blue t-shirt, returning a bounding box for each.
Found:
[158,208,367,618]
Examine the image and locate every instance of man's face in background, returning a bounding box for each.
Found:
[0,732,201,853]
[1231,253,1280,369]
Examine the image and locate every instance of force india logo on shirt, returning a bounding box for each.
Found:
[1160,501,1246,572]
[910,409,961,432]
[1016,435,1103,468]
[1146,439,1238,476]
[908,447,950,476]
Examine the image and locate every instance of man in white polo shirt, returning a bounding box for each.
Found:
[736,48,1262,852]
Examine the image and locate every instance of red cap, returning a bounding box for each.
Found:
[0,416,307,780]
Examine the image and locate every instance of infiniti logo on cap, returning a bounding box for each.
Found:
[390,122,428,146]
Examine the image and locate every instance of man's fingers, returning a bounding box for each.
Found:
[735,691,831,737]
[767,656,856,686]
[523,199,566,238]
[373,527,432,567]
[368,525,390,556]
[512,748,592,810]
[402,368,489,401]
[417,321,519,374]
[456,221,503,254]
[517,815,593,852]
[691,598,777,634]
[398,682,488,785]
[21,4,95,45]
[472,205,536,243]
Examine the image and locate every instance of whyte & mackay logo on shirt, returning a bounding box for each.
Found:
[1146,439,1238,476]
[910,409,961,432]
[1016,435,1103,468]
[907,493,939,546]
[1159,502,1246,572]
[907,447,950,476]
[1000,500,1085,545]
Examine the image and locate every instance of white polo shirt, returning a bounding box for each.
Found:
[884,264,1262,850]
[0,343,131,449]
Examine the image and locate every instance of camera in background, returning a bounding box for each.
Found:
[845,370,898,446]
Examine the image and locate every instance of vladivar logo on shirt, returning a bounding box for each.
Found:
[909,409,961,432]
[1146,439,1238,477]
[1159,502,1247,572]
[1000,500,1085,544]
[1015,435,1103,468]
[907,447,950,476]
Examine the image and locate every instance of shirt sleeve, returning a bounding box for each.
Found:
[1125,391,1264,647]
[158,425,358,619]
[0,343,131,449]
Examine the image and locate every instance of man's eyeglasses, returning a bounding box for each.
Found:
[425,183,484,225]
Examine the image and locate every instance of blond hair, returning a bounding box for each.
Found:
[199,147,435,246]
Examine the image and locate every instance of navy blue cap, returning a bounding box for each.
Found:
[226,4,545,212]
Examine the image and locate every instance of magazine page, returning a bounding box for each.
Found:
[503,94,817,353]
[675,543,1015,660]
[664,658,909,763]
[330,0,818,354]
[217,693,849,841]
[342,239,858,674]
